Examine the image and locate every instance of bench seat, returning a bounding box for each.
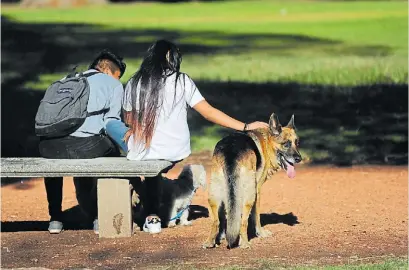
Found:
[1,157,172,178]
[1,157,172,238]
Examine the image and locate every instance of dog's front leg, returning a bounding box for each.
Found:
[168,220,177,228]
[168,207,178,228]
[179,208,192,226]
[254,186,272,238]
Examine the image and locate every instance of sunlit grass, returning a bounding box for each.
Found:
[157,257,408,269]
[256,257,409,270]
[4,0,407,87]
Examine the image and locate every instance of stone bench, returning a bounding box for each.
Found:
[1,157,172,238]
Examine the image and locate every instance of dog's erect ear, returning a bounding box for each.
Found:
[286,114,296,130]
[269,113,282,136]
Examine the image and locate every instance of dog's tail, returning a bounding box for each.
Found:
[178,164,206,189]
[226,170,242,248]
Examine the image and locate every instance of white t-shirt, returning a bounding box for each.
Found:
[123,73,205,161]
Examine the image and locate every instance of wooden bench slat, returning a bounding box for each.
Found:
[1,157,172,178]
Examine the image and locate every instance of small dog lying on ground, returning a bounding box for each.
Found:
[131,164,207,229]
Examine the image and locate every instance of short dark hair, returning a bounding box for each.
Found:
[89,49,126,78]
[95,59,120,75]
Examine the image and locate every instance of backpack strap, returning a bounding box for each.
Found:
[84,71,108,117]
[66,65,79,79]
[65,70,100,79]
[83,71,100,78]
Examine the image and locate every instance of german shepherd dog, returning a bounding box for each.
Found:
[202,113,302,249]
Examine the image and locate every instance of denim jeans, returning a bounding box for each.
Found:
[105,120,129,154]
[39,135,118,222]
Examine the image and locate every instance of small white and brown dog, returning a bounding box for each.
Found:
[131,164,206,228]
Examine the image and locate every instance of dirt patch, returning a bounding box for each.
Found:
[1,152,407,269]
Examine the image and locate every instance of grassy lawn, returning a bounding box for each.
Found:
[155,257,408,269]
[1,0,408,164]
[259,258,409,270]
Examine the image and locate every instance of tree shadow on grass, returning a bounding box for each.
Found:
[1,16,342,158]
[1,16,406,166]
[189,81,408,166]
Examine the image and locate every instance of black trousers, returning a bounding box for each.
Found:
[130,160,180,218]
[39,135,117,222]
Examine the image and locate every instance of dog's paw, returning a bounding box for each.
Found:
[256,228,272,238]
[202,241,217,249]
[180,220,192,226]
[168,221,177,228]
[238,237,251,249]
[239,241,251,249]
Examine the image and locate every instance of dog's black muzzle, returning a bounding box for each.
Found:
[278,151,302,170]
[294,154,302,163]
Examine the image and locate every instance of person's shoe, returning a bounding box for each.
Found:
[143,216,161,234]
[93,219,99,235]
[48,221,63,234]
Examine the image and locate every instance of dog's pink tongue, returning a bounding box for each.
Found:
[286,163,296,178]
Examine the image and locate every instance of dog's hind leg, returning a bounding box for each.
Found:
[202,198,221,249]
[253,186,272,238]
[239,200,254,249]
[217,203,226,242]
[235,168,257,249]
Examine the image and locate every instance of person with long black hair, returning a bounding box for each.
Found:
[106,40,268,233]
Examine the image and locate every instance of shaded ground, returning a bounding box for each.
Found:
[1,153,407,269]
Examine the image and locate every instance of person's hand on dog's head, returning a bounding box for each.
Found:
[246,121,269,131]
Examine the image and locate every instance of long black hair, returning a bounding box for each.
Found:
[126,39,183,147]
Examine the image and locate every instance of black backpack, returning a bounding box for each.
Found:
[35,70,102,138]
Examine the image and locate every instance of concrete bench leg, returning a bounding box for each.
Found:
[97,178,132,238]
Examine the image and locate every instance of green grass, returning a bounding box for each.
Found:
[155,257,408,269]
[257,258,409,270]
[3,0,407,84]
[2,1,408,163]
